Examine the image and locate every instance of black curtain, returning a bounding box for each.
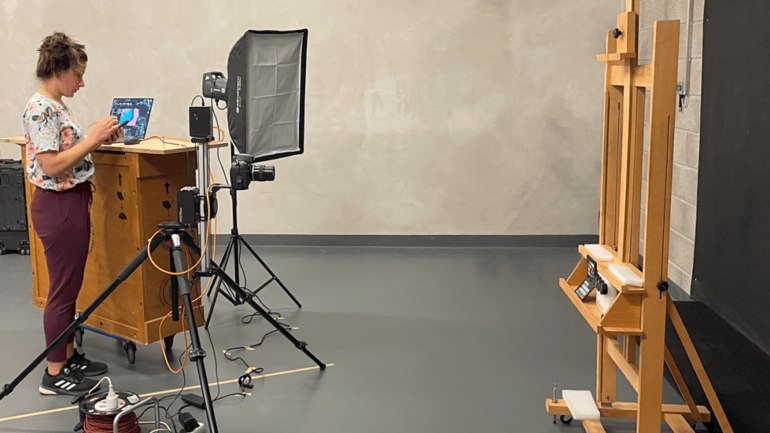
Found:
[692,1,770,355]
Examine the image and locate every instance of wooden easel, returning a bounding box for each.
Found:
[544,2,733,432]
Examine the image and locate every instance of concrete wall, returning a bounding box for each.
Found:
[638,0,704,295]
[0,0,620,236]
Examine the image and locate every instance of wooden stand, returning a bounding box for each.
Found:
[2,137,226,359]
[545,2,733,432]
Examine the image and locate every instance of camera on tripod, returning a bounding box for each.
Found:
[230,154,275,190]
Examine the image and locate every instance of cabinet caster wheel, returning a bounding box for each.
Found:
[560,415,573,424]
[123,342,136,364]
[163,335,175,351]
[74,328,83,347]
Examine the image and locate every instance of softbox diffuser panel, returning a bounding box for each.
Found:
[227,29,307,162]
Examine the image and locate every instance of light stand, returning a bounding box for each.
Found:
[183,230,325,368]
[204,143,302,330]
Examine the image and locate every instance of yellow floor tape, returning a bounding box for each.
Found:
[0,363,333,423]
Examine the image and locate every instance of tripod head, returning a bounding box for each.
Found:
[158,221,187,233]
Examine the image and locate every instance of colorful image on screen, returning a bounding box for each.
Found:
[109,98,153,139]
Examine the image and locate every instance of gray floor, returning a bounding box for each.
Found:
[0,245,688,432]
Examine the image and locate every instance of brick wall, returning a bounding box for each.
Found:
[639,0,704,295]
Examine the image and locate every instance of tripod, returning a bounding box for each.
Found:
[204,165,302,330]
[0,221,326,433]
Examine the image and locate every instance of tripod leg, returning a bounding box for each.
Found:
[170,252,179,322]
[0,235,164,401]
[239,237,302,308]
[170,235,219,433]
[183,233,324,369]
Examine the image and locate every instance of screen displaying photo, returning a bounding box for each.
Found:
[109,98,153,139]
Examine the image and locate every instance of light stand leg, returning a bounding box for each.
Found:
[182,231,325,370]
[0,235,165,401]
[238,237,302,308]
[170,233,219,433]
[223,184,302,309]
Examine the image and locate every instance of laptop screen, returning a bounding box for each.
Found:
[109,98,154,140]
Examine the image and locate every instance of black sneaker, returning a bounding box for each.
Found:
[67,350,108,376]
[39,366,101,396]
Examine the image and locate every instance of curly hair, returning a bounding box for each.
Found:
[36,32,87,80]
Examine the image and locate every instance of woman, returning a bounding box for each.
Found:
[22,32,122,396]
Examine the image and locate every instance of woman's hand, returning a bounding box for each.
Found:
[104,126,123,145]
[35,116,121,178]
[89,116,120,149]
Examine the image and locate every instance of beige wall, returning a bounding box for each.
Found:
[0,0,621,236]
[638,0,704,295]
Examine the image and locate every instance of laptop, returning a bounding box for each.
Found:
[109,98,154,144]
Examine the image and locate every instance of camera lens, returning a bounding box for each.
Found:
[250,165,275,182]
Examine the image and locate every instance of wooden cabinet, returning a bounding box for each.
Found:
[4,138,221,347]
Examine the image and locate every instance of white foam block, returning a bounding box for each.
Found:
[584,244,613,262]
[609,264,644,287]
[562,390,601,421]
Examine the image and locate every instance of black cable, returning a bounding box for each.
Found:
[168,392,247,422]
[162,346,191,433]
[133,344,188,430]
[223,325,291,367]
[236,370,263,394]
[211,99,229,184]
[138,344,191,433]
[222,326,300,393]
[170,403,192,420]
[238,260,249,289]
[190,95,204,107]
[238,287,280,320]
[215,392,247,402]
[240,308,283,324]
[216,148,228,185]
[134,404,171,428]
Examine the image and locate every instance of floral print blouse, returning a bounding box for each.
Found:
[21,93,94,191]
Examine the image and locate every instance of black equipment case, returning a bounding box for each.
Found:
[0,159,30,254]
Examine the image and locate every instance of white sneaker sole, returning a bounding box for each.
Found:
[38,385,62,395]
[39,384,94,396]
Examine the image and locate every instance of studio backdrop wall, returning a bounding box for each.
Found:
[692,0,770,355]
[0,0,620,236]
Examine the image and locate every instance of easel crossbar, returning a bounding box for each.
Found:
[545,399,710,423]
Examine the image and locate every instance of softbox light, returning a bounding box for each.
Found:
[226,29,308,162]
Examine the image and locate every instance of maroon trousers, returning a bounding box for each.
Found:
[29,182,91,362]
